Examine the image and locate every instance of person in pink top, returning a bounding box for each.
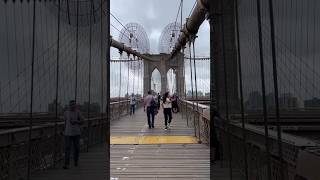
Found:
[144,90,156,128]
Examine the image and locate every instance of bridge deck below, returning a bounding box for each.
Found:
[30,108,243,179]
[110,107,193,136]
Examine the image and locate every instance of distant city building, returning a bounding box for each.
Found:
[48,100,64,114]
[279,93,298,109]
[304,97,320,108]
[244,91,262,110]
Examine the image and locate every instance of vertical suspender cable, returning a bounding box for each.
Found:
[119,54,122,119]
[267,0,284,179]
[100,0,105,143]
[53,0,61,167]
[137,59,141,96]
[5,6,12,111]
[220,1,233,178]
[27,0,36,179]
[235,0,249,178]
[21,2,28,113]
[180,0,183,100]
[13,4,20,112]
[256,0,271,179]
[188,42,196,137]
[183,48,188,126]
[130,58,133,94]
[192,39,201,144]
[133,58,135,95]
[87,0,94,152]
[126,54,130,113]
[75,0,79,102]
[67,0,71,24]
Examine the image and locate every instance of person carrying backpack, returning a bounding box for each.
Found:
[129,93,136,116]
[143,90,156,128]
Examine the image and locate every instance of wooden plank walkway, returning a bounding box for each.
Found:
[30,108,243,180]
[110,108,209,179]
[31,144,108,180]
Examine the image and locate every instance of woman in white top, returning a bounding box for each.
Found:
[161,92,172,130]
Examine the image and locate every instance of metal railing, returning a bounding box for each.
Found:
[110,98,143,121]
[179,99,210,144]
[179,99,320,180]
[0,101,132,180]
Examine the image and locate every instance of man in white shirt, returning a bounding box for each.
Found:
[63,100,83,169]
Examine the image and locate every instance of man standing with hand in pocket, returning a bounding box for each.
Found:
[63,100,83,169]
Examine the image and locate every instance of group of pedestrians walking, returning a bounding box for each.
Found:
[60,91,181,170]
[143,90,177,130]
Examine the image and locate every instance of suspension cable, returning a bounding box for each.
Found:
[256,0,271,179]
[188,42,196,137]
[133,57,136,95]
[235,0,249,178]
[74,0,79,103]
[126,53,130,113]
[182,47,188,126]
[27,1,37,178]
[119,52,122,119]
[192,37,201,144]
[85,0,94,152]
[53,0,61,167]
[267,0,284,178]
[137,59,141,96]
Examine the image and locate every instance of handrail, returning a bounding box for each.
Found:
[180,99,209,110]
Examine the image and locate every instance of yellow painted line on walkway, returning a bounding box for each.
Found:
[110,136,198,144]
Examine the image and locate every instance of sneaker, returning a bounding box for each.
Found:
[152,125,154,128]
[164,126,168,130]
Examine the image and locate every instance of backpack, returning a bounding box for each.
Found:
[150,98,159,115]
[150,98,157,109]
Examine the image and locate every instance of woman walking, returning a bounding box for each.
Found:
[161,92,172,130]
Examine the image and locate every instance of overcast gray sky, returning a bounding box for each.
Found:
[109,0,211,97]
[110,0,210,57]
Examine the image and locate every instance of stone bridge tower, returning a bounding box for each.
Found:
[143,52,184,97]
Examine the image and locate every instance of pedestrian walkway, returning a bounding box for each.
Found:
[31,144,108,180]
[30,107,243,180]
[110,107,210,179]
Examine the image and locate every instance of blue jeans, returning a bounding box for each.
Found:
[147,107,155,128]
[64,135,80,166]
[130,104,135,115]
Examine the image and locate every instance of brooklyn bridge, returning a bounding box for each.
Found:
[0,0,320,180]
